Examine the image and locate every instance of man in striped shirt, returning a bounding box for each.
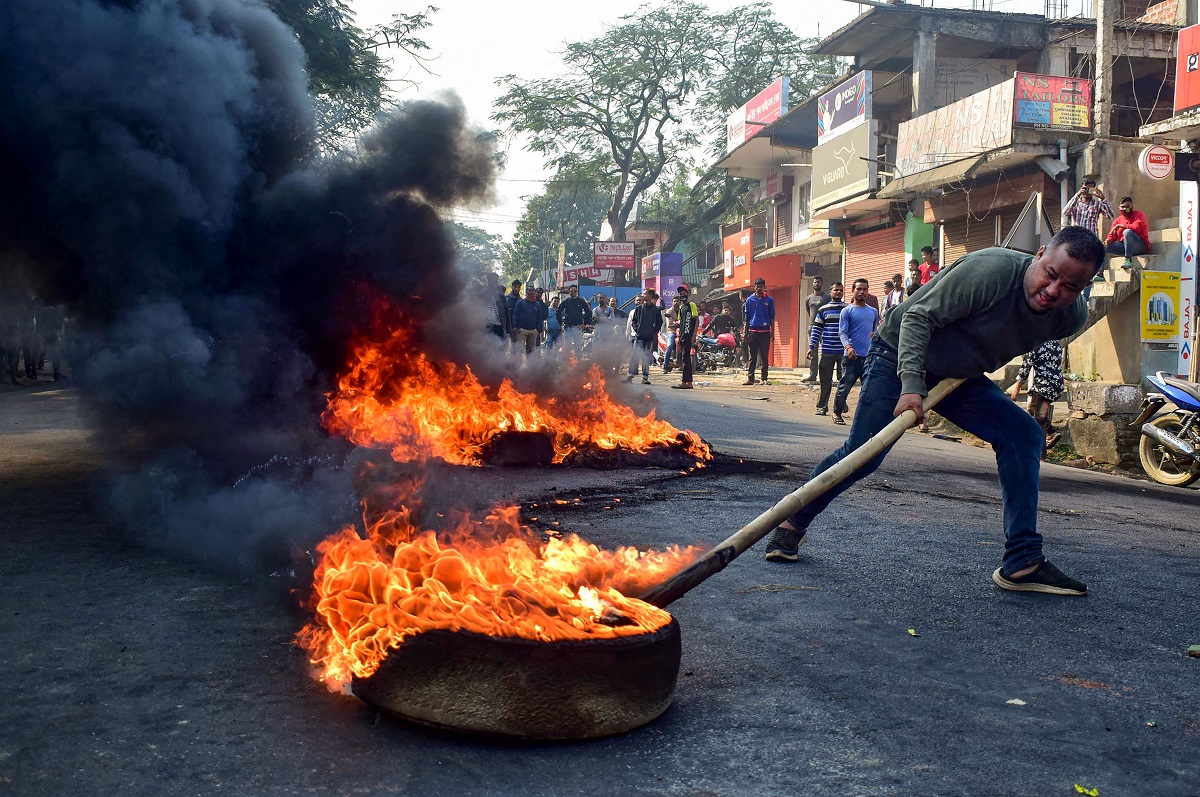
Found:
[806,282,846,416]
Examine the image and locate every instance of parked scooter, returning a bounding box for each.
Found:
[1130,371,1200,486]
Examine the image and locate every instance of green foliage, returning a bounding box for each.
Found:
[267,0,437,152]
[448,222,504,274]
[503,160,611,282]
[492,1,835,250]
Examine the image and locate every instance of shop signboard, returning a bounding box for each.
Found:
[895,80,1013,176]
[811,121,877,210]
[817,71,871,146]
[593,240,635,270]
[562,264,603,284]
[725,77,789,153]
[1180,181,1198,377]
[722,228,754,290]
[1141,270,1182,343]
[1175,24,1200,113]
[1012,73,1092,132]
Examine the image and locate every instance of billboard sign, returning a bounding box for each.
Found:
[935,59,1016,107]
[811,121,877,210]
[593,240,635,270]
[722,228,754,290]
[817,71,871,146]
[1175,24,1200,113]
[1181,181,1198,376]
[896,80,1013,176]
[1141,270,1182,343]
[726,77,789,153]
[562,264,603,284]
[1013,73,1092,132]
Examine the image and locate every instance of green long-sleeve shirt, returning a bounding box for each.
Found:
[875,247,1086,397]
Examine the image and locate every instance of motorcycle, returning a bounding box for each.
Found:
[1130,371,1200,486]
[696,331,745,370]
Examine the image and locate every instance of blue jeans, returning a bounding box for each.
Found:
[789,340,1047,576]
[833,354,865,414]
[663,332,677,367]
[1104,228,1148,258]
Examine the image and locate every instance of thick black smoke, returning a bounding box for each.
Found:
[0,0,498,571]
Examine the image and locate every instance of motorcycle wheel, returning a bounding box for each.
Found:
[1139,414,1200,487]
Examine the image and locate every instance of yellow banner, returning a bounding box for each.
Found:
[1141,270,1181,342]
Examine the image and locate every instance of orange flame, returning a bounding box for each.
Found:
[296,490,701,690]
[321,322,711,466]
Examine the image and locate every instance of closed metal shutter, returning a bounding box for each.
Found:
[770,287,798,368]
[775,201,793,247]
[844,225,906,297]
[942,215,1000,264]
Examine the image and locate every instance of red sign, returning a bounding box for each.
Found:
[722,228,754,290]
[562,265,603,284]
[726,78,789,153]
[593,241,635,270]
[1177,24,1200,113]
[1012,73,1092,132]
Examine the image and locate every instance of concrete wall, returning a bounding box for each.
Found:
[1078,140,1177,222]
[1067,292,1147,382]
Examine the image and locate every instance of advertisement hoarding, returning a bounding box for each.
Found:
[1012,73,1092,132]
[817,71,871,146]
[1141,270,1182,343]
[935,59,1016,107]
[895,80,1014,176]
[722,228,754,290]
[811,121,877,210]
[1175,24,1200,113]
[1180,181,1197,377]
[593,240,635,270]
[726,77,789,153]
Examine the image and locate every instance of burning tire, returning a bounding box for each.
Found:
[352,619,682,740]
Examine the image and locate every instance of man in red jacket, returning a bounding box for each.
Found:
[1104,196,1150,267]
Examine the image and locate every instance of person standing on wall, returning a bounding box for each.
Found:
[742,277,775,386]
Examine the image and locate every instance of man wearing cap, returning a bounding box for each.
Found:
[742,278,775,385]
[671,284,699,389]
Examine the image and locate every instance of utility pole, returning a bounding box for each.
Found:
[1094,0,1115,140]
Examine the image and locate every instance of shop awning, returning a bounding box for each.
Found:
[875,156,985,200]
[754,232,841,260]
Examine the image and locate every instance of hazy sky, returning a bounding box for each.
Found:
[351,0,1065,242]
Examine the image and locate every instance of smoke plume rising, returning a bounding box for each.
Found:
[0,0,499,571]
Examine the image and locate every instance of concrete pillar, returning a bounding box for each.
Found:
[912,17,937,117]
[1095,0,1115,139]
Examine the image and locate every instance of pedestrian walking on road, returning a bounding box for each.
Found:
[807,282,846,416]
[832,278,880,425]
[764,227,1106,598]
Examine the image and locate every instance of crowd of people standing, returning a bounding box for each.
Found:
[0,287,66,386]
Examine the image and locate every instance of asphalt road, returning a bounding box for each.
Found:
[2,379,1199,797]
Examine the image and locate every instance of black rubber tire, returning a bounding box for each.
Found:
[1139,414,1200,487]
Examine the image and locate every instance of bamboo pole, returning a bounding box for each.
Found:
[638,377,965,609]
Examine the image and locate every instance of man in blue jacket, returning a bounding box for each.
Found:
[742,278,775,385]
[511,286,545,356]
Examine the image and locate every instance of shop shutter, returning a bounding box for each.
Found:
[942,214,999,265]
[775,200,793,247]
[843,225,906,298]
[770,287,798,368]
